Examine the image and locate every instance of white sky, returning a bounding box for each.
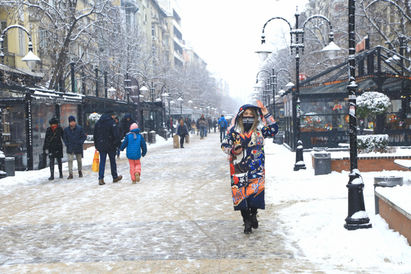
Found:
[178,0,309,102]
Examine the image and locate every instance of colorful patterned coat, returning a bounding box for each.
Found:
[221,104,278,211]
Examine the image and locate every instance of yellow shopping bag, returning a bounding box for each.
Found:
[92,150,99,172]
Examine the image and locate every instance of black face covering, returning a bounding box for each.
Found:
[243,117,254,132]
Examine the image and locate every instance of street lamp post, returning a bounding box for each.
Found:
[177,97,183,117]
[260,7,340,171]
[344,0,372,230]
[0,25,41,171]
[124,73,131,103]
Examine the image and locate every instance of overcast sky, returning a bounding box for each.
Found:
[178,0,309,103]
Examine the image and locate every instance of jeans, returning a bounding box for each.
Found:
[179,134,185,147]
[68,153,82,174]
[220,129,226,142]
[98,150,118,180]
[200,126,207,138]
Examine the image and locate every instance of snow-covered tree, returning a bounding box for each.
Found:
[357,91,391,118]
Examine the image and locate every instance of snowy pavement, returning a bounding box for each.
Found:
[0,133,410,273]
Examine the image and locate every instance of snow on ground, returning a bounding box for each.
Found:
[264,141,411,273]
[0,134,410,272]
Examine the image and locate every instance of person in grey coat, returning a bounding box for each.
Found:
[63,115,87,179]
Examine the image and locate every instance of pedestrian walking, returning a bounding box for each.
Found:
[93,111,123,185]
[218,114,228,143]
[120,123,147,184]
[114,116,121,158]
[43,117,64,180]
[176,118,189,148]
[221,101,278,234]
[120,113,135,138]
[198,114,207,139]
[213,118,217,133]
[63,115,87,179]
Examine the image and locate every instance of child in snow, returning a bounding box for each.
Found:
[120,123,147,183]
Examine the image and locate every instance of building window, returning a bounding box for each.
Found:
[18,29,26,56]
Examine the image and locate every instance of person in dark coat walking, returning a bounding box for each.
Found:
[176,118,189,148]
[221,101,278,234]
[114,116,121,158]
[93,111,123,185]
[43,117,64,180]
[63,116,87,179]
[120,113,136,138]
[198,115,207,139]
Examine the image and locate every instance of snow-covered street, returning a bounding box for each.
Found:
[0,133,410,273]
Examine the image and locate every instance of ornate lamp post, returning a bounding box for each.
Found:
[177,97,183,117]
[344,0,372,230]
[0,25,41,171]
[259,7,340,171]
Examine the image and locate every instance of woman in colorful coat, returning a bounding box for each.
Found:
[221,102,278,234]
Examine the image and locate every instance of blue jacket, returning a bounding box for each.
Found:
[63,125,87,154]
[93,114,120,152]
[120,128,147,160]
[218,117,228,129]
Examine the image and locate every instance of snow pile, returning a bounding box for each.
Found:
[376,185,411,213]
[264,142,411,273]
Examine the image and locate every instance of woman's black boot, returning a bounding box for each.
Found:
[241,209,252,234]
[58,159,63,179]
[48,165,54,180]
[251,208,258,229]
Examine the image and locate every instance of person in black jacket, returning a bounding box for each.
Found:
[93,111,123,185]
[176,118,189,148]
[43,117,64,180]
[63,116,87,179]
[120,113,136,138]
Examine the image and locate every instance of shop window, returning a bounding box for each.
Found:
[1,105,26,170]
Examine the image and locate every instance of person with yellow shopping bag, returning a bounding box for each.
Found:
[93,111,123,185]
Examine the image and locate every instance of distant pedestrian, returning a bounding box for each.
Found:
[93,111,123,185]
[63,115,87,179]
[218,114,228,142]
[120,113,135,138]
[208,117,212,133]
[198,114,207,139]
[213,118,217,133]
[114,116,121,158]
[43,117,64,180]
[221,101,278,234]
[176,118,189,148]
[120,123,147,184]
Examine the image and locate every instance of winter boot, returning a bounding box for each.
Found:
[135,172,140,182]
[99,179,105,185]
[58,165,63,179]
[113,175,123,183]
[78,170,83,178]
[241,209,252,234]
[67,173,73,180]
[251,208,258,229]
[48,165,54,181]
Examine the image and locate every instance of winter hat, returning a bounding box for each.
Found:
[49,117,59,125]
[68,115,76,122]
[129,123,139,131]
